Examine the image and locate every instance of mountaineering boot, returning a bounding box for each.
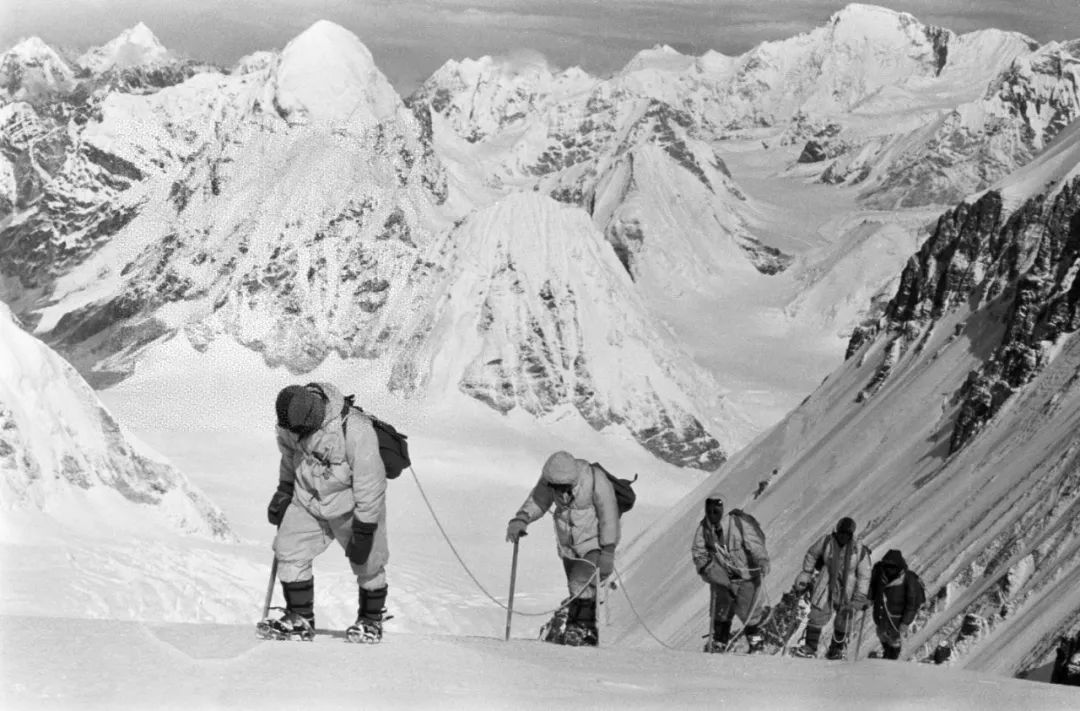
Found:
[705,619,733,653]
[256,578,316,641]
[791,624,822,658]
[825,637,847,660]
[282,578,316,627]
[882,643,901,660]
[563,598,598,647]
[541,604,569,644]
[256,608,315,641]
[346,586,387,644]
[744,624,765,654]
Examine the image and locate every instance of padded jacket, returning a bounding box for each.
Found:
[275,382,386,526]
[514,460,620,558]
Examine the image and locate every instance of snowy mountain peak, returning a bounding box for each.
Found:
[821,3,940,56]
[0,36,76,98]
[77,22,170,72]
[5,36,63,62]
[388,191,737,468]
[272,20,402,128]
[621,44,696,74]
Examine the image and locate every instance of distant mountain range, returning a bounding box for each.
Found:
[1,4,1077,469]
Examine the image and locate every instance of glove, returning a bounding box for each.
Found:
[598,544,615,581]
[898,623,910,637]
[345,519,378,566]
[851,592,871,611]
[793,571,813,594]
[505,518,528,543]
[266,481,294,527]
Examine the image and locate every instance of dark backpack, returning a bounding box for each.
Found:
[341,395,411,480]
[591,462,637,516]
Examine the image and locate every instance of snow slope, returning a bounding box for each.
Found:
[0,304,230,541]
[606,134,1080,676]
[3,615,1078,711]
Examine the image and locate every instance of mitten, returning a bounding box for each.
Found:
[505,518,528,543]
[793,571,814,593]
[266,481,295,526]
[346,519,378,566]
[851,592,871,611]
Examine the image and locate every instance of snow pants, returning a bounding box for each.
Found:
[712,578,768,626]
[875,621,902,648]
[562,550,601,600]
[808,603,854,641]
[273,502,388,591]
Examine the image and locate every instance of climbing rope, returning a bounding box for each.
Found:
[611,566,679,650]
[409,463,690,648]
[408,465,596,618]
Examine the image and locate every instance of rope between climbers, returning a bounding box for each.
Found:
[408,465,594,618]
[409,464,682,649]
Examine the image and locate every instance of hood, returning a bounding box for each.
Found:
[542,450,584,485]
[881,548,908,571]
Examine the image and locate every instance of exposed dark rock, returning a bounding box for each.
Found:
[798,140,828,163]
[924,26,951,76]
[847,177,1080,454]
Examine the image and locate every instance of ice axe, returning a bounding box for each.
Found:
[262,557,278,620]
[505,534,524,640]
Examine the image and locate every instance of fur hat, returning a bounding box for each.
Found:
[275,385,325,434]
[705,496,724,513]
[836,516,856,535]
[542,451,580,486]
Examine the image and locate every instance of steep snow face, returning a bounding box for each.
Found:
[76,22,171,73]
[273,20,402,129]
[0,36,76,102]
[388,192,750,468]
[0,304,231,540]
[830,40,1080,209]
[610,135,1080,675]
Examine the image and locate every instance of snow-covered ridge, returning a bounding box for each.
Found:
[416,3,1074,211]
[0,304,232,540]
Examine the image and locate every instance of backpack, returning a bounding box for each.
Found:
[591,462,637,516]
[729,509,768,572]
[341,395,411,479]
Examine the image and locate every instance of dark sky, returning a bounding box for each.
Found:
[2,1,1077,94]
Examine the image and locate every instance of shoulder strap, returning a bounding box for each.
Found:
[340,395,361,437]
